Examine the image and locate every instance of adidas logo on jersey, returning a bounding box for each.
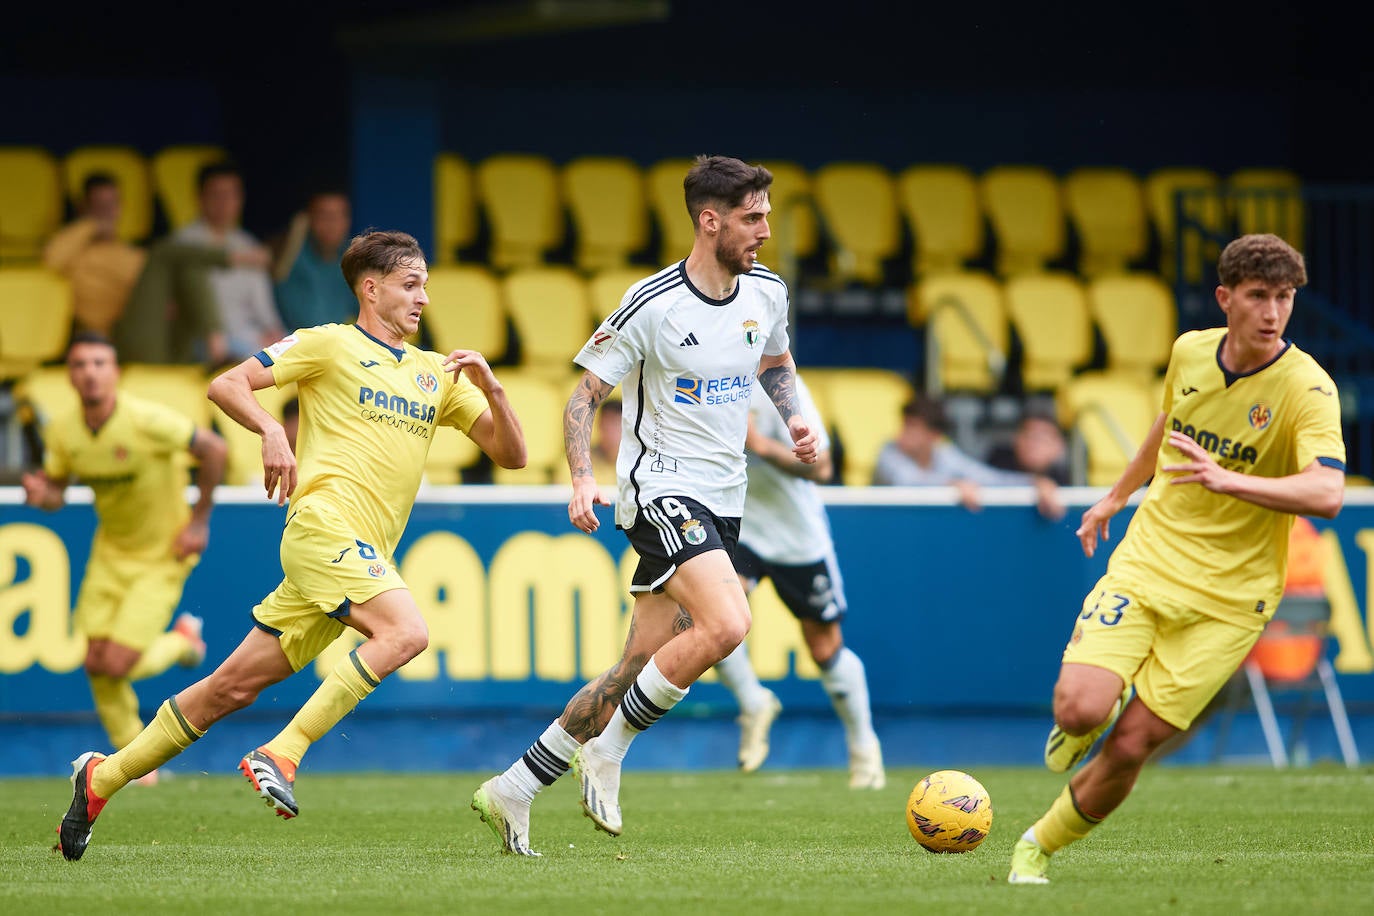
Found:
[679,333,700,347]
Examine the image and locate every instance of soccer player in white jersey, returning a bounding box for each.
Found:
[57,230,527,861]
[473,155,818,856]
[1008,234,1346,884]
[714,376,885,787]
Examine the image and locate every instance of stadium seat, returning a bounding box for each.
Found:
[1086,273,1177,381]
[209,375,297,487]
[475,153,564,270]
[1062,166,1149,277]
[14,364,78,427]
[501,266,595,378]
[1003,272,1094,393]
[491,370,566,484]
[0,146,63,264]
[909,270,1008,395]
[62,145,153,242]
[1144,167,1224,283]
[1056,371,1157,486]
[896,164,985,277]
[119,363,212,428]
[812,162,901,285]
[978,165,1066,276]
[433,153,478,265]
[646,157,696,265]
[424,423,482,485]
[587,266,654,324]
[0,268,73,381]
[1228,167,1304,249]
[151,144,230,230]
[801,367,914,485]
[761,160,818,272]
[560,155,649,272]
[422,264,508,362]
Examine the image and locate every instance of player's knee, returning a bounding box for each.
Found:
[702,608,750,661]
[396,626,429,663]
[1053,690,1112,736]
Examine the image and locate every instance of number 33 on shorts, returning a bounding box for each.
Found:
[1080,590,1130,628]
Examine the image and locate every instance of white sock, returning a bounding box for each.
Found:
[594,656,687,763]
[496,720,580,803]
[820,647,877,747]
[714,642,773,713]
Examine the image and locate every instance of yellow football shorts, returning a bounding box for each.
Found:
[252,500,406,670]
[1061,574,1262,730]
[75,543,196,650]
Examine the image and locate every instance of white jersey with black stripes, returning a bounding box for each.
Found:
[574,260,792,530]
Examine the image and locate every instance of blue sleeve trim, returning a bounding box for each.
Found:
[254,350,274,367]
[1317,456,1346,471]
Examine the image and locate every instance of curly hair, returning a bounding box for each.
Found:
[340,229,426,291]
[1217,233,1307,289]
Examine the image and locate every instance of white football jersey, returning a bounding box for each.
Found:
[739,375,834,564]
[576,261,792,529]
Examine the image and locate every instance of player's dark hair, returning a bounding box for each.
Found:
[683,155,773,228]
[196,160,242,192]
[82,172,118,199]
[901,394,948,433]
[1218,233,1307,289]
[340,229,426,291]
[66,331,118,361]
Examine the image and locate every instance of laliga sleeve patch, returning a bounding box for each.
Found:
[265,335,299,358]
[582,326,617,357]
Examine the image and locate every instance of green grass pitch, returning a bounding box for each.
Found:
[3,766,1371,915]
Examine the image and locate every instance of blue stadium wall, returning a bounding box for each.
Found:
[3,488,1373,778]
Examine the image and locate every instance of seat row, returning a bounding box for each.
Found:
[0,144,230,260]
[434,152,1306,284]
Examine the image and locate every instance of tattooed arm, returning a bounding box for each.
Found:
[758,351,818,464]
[566,370,616,533]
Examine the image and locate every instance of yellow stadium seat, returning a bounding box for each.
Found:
[151,144,230,230]
[897,164,985,277]
[119,363,212,429]
[761,160,818,272]
[587,266,654,324]
[812,162,901,285]
[491,370,566,484]
[979,165,1066,276]
[422,264,508,361]
[15,364,79,427]
[1144,167,1224,283]
[910,270,1008,395]
[647,157,696,265]
[1062,167,1148,277]
[0,146,63,263]
[1003,272,1093,392]
[0,268,73,380]
[424,423,482,485]
[801,368,914,485]
[475,153,564,270]
[1057,371,1159,486]
[1228,167,1304,248]
[1086,273,1176,381]
[433,153,478,265]
[501,266,594,378]
[62,145,153,242]
[561,156,649,273]
[208,375,298,487]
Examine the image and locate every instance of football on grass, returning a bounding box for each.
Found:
[905,769,992,853]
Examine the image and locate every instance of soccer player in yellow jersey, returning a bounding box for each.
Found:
[57,229,527,860]
[22,334,226,776]
[1008,234,1347,884]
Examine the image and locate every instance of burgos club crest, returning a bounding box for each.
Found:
[681,518,707,546]
[743,320,760,348]
[1248,402,1272,430]
[415,372,439,395]
[368,563,387,578]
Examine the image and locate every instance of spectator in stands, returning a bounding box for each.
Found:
[871,394,1013,511]
[171,161,283,362]
[986,409,1070,520]
[272,190,356,332]
[43,174,145,336]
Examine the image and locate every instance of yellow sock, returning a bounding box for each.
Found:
[91,697,204,799]
[128,632,190,681]
[89,675,143,749]
[266,650,380,766]
[1031,785,1104,853]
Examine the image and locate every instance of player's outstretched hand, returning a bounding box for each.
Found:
[172,519,210,559]
[568,475,610,533]
[261,426,297,506]
[442,349,498,391]
[1076,492,1126,558]
[1162,431,1232,492]
[787,416,819,464]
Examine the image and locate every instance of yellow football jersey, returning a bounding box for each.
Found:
[43,394,196,559]
[257,324,490,556]
[1108,328,1346,628]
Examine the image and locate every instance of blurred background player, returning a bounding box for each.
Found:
[21,333,226,779]
[1008,234,1346,884]
[715,375,885,788]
